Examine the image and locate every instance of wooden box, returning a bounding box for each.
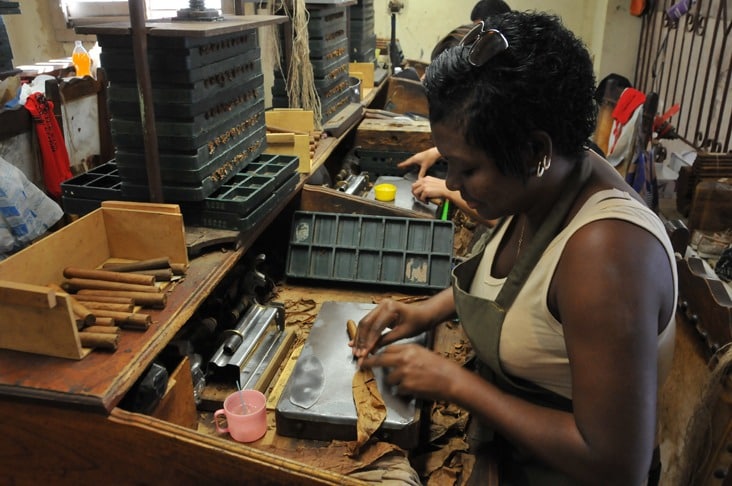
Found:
[353,117,432,153]
[0,201,188,359]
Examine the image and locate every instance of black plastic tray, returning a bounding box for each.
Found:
[108,75,263,122]
[102,47,261,86]
[119,134,266,202]
[97,30,259,70]
[108,63,263,112]
[244,153,300,188]
[115,123,266,185]
[286,211,454,290]
[184,172,299,231]
[111,99,265,152]
[61,161,122,200]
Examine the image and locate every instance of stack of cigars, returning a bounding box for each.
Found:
[49,257,187,353]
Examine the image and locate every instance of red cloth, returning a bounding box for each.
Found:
[24,92,72,199]
[612,88,646,125]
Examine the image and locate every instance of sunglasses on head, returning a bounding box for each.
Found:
[459,21,509,67]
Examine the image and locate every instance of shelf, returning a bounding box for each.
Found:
[75,14,289,37]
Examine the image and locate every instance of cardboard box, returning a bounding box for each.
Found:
[0,201,188,359]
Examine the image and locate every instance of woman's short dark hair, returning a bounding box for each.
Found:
[423,11,597,180]
[470,0,511,22]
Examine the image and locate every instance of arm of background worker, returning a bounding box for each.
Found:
[412,176,496,226]
[397,147,442,178]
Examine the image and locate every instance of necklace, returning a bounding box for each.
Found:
[516,217,526,261]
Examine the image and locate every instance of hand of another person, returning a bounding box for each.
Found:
[350,298,432,365]
[411,175,451,202]
[361,343,465,402]
[397,147,442,178]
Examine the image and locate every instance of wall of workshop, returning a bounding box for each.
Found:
[4,1,643,87]
[372,0,643,83]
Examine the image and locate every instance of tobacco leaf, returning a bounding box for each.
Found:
[347,367,387,457]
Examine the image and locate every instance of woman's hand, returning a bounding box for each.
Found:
[361,343,465,402]
[397,147,442,178]
[350,298,431,365]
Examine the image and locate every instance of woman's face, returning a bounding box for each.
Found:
[433,121,528,220]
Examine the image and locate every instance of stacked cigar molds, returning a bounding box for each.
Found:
[349,0,376,62]
[99,28,267,201]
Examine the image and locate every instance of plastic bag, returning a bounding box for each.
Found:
[0,155,64,259]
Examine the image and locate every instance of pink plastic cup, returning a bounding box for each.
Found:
[214,390,267,443]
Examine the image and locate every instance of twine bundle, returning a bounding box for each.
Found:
[283,0,322,129]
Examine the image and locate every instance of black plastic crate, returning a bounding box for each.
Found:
[286,211,454,290]
[243,153,299,188]
[61,161,122,200]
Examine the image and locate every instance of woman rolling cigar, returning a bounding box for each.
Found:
[351,11,676,486]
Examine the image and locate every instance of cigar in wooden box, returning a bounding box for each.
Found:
[169,263,188,276]
[73,295,135,306]
[81,302,135,313]
[64,278,159,294]
[89,309,151,330]
[75,289,167,309]
[79,331,119,351]
[93,317,116,327]
[83,325,120,334]
[102,257,171,272]
[63,266,155,286]
[48,283,95,329]
[131,269,174,282]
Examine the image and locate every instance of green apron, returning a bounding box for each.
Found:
[452,158,591,485]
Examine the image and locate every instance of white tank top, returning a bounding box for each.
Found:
[469,188,677,399]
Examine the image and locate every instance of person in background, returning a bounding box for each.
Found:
[405,0,511,224]
[352,11,675,485]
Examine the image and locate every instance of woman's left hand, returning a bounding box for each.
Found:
[360,343,464,402]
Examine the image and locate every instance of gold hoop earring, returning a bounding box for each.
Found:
[536,155,551,177]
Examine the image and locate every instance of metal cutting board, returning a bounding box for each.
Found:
[275,301,425,449]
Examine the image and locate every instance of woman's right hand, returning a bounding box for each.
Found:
[350,298,431,364]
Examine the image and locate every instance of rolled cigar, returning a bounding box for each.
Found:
[93,317,116,326]
[132,269,173,281]
[83,325,121,334]
[64,278,159,294]
[347,319,358,341]
[102,257,171,272]
[63,266,155,286]
[89,309,151,330]
[76,289,167,309]
[169,263,188,276]
[74,295,135,305]
[48,283,95,328]
[82,302,135,313]
[79,331,119,351]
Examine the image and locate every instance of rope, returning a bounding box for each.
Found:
[286,0,322,129]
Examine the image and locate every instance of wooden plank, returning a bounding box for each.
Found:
[265,109,315,133]
[349,62,375,89]
[265,133,312,173]
[0,280,57,308]
[102,207,189,266]
[151,356,198,430]
[101,200,182,214]
[0,294,85,359]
